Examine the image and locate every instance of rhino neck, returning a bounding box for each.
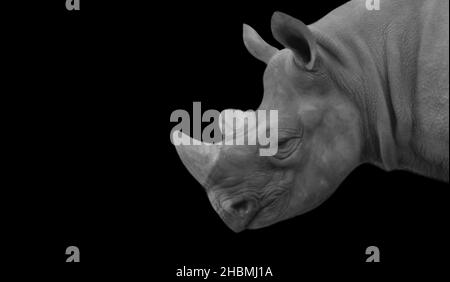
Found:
[308,1,407,174]
[309,30,398,173]
[310,0,449,181]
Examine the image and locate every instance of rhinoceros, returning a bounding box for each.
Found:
[173,0,449,232]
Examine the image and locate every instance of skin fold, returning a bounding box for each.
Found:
[173,0,449,232]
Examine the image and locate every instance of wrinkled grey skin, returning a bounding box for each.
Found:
[174,0,449,232]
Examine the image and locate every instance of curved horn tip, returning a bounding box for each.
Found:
[171,130,195,146]
[271,11,290,22]
[242,23,253,34]
[173,132,223,187]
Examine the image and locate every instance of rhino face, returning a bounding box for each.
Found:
[174,12,362,232]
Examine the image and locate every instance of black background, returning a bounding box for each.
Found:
[5,0,448,279]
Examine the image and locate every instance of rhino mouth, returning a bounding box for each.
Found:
[247,194,289,229]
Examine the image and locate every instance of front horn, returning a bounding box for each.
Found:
[172,130,223,187]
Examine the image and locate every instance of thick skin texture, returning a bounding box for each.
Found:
[174,0,449,232]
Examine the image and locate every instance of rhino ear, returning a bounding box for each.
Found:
[271,12,317,70]
[243,24,278,64]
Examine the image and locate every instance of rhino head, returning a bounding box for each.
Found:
[173,12,362,232]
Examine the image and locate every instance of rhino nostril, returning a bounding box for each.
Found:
[230,199,251,216]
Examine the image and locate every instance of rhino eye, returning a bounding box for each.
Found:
[275,137,300,159]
